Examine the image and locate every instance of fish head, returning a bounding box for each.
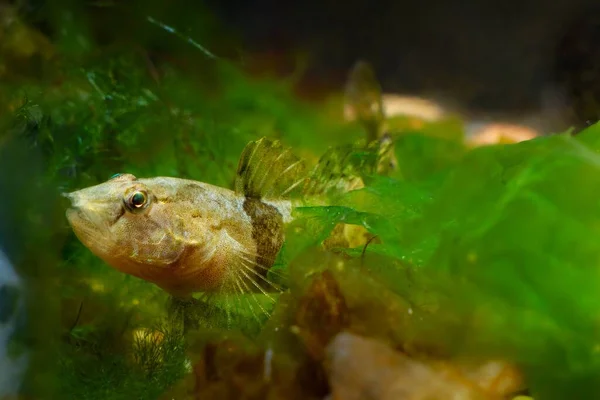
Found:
[64,173,187,278]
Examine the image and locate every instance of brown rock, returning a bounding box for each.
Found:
[326,332,524,400]
[294,270,350,361]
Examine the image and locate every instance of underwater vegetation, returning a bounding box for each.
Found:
[3,1,600,399]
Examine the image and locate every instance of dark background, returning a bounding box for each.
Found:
[202,0,600,126]
[10,0,600,128]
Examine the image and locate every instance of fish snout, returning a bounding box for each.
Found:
[62,191,82,209]
[62,192,74,204]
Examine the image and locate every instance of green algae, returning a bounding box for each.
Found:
[335,133,600,398]
[282,131,600,398]
[0,4,368,398]
[5,2,600,400]
[414,133,600,398]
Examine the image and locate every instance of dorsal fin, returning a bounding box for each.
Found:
[235,137,306,200]
[303,141,380,197]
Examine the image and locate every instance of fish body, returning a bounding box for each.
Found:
[65,137,318,300]
[64,137,375,300]
[66,173,294,298]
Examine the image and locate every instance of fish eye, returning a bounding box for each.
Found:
[124,190,149,212]
[131,192,146,207]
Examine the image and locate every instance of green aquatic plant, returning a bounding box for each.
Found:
[0,4,375,398]
[6,2,600,400]
[294,131,600,399]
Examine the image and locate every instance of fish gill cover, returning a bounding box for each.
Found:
[1,1,600,399]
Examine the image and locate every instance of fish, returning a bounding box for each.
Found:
[64,138,307,300]
[64,138,376,308]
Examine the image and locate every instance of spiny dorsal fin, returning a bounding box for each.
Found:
[235,137,307,200]
[303,141,380,197]
[345,60,385,142]
[374,133,398,175]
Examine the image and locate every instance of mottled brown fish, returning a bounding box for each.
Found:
[64,138,310,300]
[64,138,382,316]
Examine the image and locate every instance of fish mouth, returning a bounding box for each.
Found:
[62,192,80,225]
[62,192,90,217]
[65,207,80,223]
[62,191,115,238]
[62,192,96,231]
[63,198,108,251]
[62,192,76,205]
